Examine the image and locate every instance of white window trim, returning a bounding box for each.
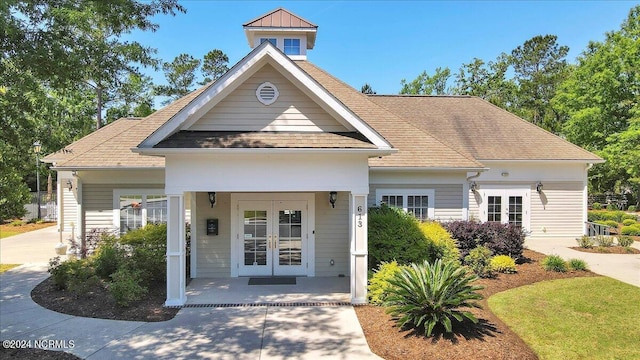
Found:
[113,189,166,233]
[376,189,435,220]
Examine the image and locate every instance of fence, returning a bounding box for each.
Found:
[24,192,57,221]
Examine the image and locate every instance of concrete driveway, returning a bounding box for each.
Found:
[0,226,68,264]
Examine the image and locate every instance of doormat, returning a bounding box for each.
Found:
[248,277,296,285]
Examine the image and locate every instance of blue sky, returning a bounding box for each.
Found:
[129,1,635,96]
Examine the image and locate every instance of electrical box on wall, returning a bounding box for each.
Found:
[206,218,218,235]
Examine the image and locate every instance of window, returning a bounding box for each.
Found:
[377,189,435,221]
[260,38,277,46]
[114,190,167,234]
[284,38,300,55]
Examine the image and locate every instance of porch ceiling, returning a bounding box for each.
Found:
[155,131,377,149]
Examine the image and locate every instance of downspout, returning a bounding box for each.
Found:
[583,164,594,235]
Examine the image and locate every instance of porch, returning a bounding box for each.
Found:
[185,276,351,305]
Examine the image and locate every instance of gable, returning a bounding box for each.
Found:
[187,64,351,133]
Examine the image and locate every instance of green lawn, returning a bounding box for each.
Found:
[0,264,21,273]
[489,277,640,360]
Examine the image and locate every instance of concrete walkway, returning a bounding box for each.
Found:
[0,226,69,264]
[1,229,380,359]
[525,237,640,287]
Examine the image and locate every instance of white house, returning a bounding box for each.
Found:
[44,8,602,306]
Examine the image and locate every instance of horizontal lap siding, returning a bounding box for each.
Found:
[530,182,585,239]
[368,184,464,221]
[62,187,77,232]
[315,192,349,276]
[189,64,348,132]
[195,192,231,277]
[82,184,164,232]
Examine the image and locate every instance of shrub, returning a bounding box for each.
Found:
[568,258,588,271]
[385,259,483,337]
[591,202,602,210]
[119,223,167,283]
[576,235,595,249]
[419,221,460,264]
[48,257,98,293]
[9,219,24,226]
[541,255,567,272]
[443,220,525,260]
[620,225,640,236]
[108,268,148,307]
[368,261,404,305]
[622,213,638,221]
[93,236,125,280]
[368,205,436,269]
[628,205,637,212]
[604,220,620,228]
[595,235,614,247]
[607,203,619,211]
[589,210,629,223]
[490,255,517,274]
[464,245,494,278]
[622,219,637,226]
[617,236,634,247]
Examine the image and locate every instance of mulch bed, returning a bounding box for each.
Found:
[31,278,179,322]
[355,249,598,360]
[570,246,640,254]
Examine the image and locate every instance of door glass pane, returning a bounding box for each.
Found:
[244,210,267,266]
[509,196,523,228]
[278,209,302,266]
[120,195,142,234]
[487,196,502,222]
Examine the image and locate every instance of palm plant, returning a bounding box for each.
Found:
[384,259,484,337]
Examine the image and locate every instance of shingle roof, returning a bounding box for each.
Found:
[294,61,484,169]
[43,85,209,168]
[156,131,376,149]
[368,95,602,161]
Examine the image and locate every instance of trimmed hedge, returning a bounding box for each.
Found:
[621,224,640,236]
[588,210,638,223]
[443,220,526,260]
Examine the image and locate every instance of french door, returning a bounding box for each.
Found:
[482,189,530,230]
[238,200,307,276]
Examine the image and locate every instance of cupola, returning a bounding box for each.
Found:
[243,8,318,60]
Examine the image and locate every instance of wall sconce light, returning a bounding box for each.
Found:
[208,192,216,207]
[329,191,337,208]
[66,179,73,191]
[536,182,543,193]
[470,181,478,192]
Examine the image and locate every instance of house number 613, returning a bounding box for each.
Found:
[357,206,363,227]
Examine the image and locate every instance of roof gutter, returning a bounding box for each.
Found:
[370,166,488,172]
[132,147,397,156]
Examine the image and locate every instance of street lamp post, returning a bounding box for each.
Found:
[33,141,42,220]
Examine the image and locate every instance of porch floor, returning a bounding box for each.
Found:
[185,276,351,305]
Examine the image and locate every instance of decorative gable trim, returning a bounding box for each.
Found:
[138,41,393,151]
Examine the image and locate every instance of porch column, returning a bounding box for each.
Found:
[165,194,186,306]
[350,193,368,304]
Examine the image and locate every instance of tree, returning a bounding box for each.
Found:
[155,54,202,104]
[106,74,155,122]
[510,35,570,133]
[452,55,516,109]
[1,0,184,219]
[201,49,229,84]
[400,67,451,95]
[554,5,640,205]
[361,83,377,94]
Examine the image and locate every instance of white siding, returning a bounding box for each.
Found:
[189,64,350,132]
[194,192,231,277]
[529,182,585,239]
[315,191,349,277]
[82,184,164,233]
[369,184,464,221]
[62,186,77,232]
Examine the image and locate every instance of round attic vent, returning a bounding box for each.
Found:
[256,82,279,105]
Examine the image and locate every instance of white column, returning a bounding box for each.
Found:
[165,194,186,306]
[350,193,368,304]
